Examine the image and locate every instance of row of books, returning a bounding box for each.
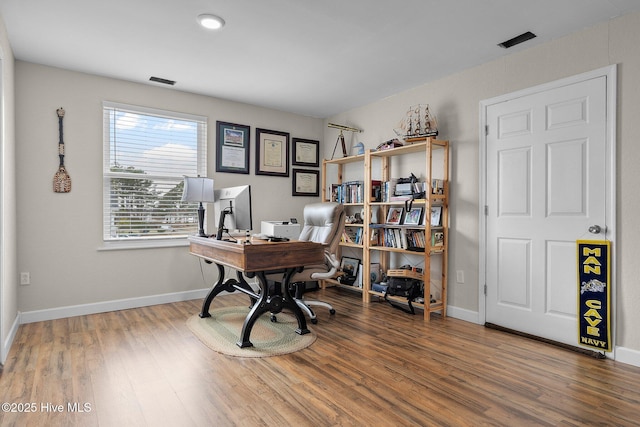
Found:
[370,228,444,250]
[331,181,383,203]
[330,179,445,203]
[331,181,362,203]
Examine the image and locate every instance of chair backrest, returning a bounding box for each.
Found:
[298,202,345,255]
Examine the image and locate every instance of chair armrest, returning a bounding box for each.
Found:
[310,251,339,280]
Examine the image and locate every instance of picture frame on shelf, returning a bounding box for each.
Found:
[292,168,319,196]
[256,128,290,176]
[215,121,250,174]
[404,207,423,226]
[340,256,361,278]
[292,138,319,167]
[370,262,382,283]
[430,206,443,226]
[330,184,340,202]
[386,207,404,225]
[432,231,445,247]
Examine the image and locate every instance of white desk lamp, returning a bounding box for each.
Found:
[182,176,215,237]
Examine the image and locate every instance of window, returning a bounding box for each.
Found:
[103,102,207,241]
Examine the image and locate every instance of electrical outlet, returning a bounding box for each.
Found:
[456,270,464,284]
[20,272,30,285]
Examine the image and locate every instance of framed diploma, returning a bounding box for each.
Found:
[292,168,319,196]
[216,121,250,174]
[256,128,290,177]
[292,138,319,167]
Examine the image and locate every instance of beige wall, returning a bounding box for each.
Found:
[324,12,640,354]
[15,62,324,313]
[0,14,16,363]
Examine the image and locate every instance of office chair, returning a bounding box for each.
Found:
[268,202,345,324]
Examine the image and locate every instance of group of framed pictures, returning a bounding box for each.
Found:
[215,121,320,196]
[385,205,443,226]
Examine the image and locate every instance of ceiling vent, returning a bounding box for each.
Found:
[149,76,176,85]
[498,31,536,49]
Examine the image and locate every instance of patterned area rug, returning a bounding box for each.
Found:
[187,306,316,358]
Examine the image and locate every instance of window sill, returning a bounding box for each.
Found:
[98,238,190,251]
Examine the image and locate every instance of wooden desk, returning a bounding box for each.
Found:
[188,236,325,348]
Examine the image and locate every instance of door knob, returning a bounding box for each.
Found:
[588,225,602,234]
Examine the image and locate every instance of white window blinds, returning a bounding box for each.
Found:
[103,102,207,241]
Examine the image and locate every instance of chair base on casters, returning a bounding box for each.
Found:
[292,282,336,324]
[296,299,336,324]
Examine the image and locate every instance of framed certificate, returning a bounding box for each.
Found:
[292,138,319,167]
[216,121,250,174]
[292,169,319,196]
[256,128,290,177]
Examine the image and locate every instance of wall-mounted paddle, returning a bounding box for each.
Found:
[53,107,71,193]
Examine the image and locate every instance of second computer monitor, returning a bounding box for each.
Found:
[214,184,253,240]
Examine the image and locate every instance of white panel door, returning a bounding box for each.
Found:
[485,75,609,346]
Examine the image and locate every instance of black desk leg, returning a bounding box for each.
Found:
[199,263,225,318]
[236,271,257,307]
[281,268,310,336]
[200,263,252,318]
[237,271,271,348]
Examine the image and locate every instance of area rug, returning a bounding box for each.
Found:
[186,306,316,358]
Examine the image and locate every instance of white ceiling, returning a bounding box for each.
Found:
[2,0,639,118]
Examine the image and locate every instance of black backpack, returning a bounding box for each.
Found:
[384,276,423,314]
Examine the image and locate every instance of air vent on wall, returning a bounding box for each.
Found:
[149,76,176,85]
[498,31,536,49]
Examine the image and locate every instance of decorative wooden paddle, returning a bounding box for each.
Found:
[53,107,71,193]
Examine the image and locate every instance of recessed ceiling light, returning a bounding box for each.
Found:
[197,14,225,30]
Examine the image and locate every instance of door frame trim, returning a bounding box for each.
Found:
[478,65,617,353]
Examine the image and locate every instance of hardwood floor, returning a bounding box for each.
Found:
[1,288,640,426]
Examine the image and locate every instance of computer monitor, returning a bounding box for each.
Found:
[214,185,253,240]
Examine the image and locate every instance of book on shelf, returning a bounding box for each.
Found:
[389,195,413,202]
[371,180,382,202]
[369,228,380,246]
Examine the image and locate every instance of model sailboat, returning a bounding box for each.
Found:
[395,104,438,140]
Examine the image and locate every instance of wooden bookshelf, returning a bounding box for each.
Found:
[321,137,449,320]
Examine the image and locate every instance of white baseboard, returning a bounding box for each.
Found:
[19,288,210,324]
[614,346,640,368]
[446,305,480,324]
[1,314,20,365]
